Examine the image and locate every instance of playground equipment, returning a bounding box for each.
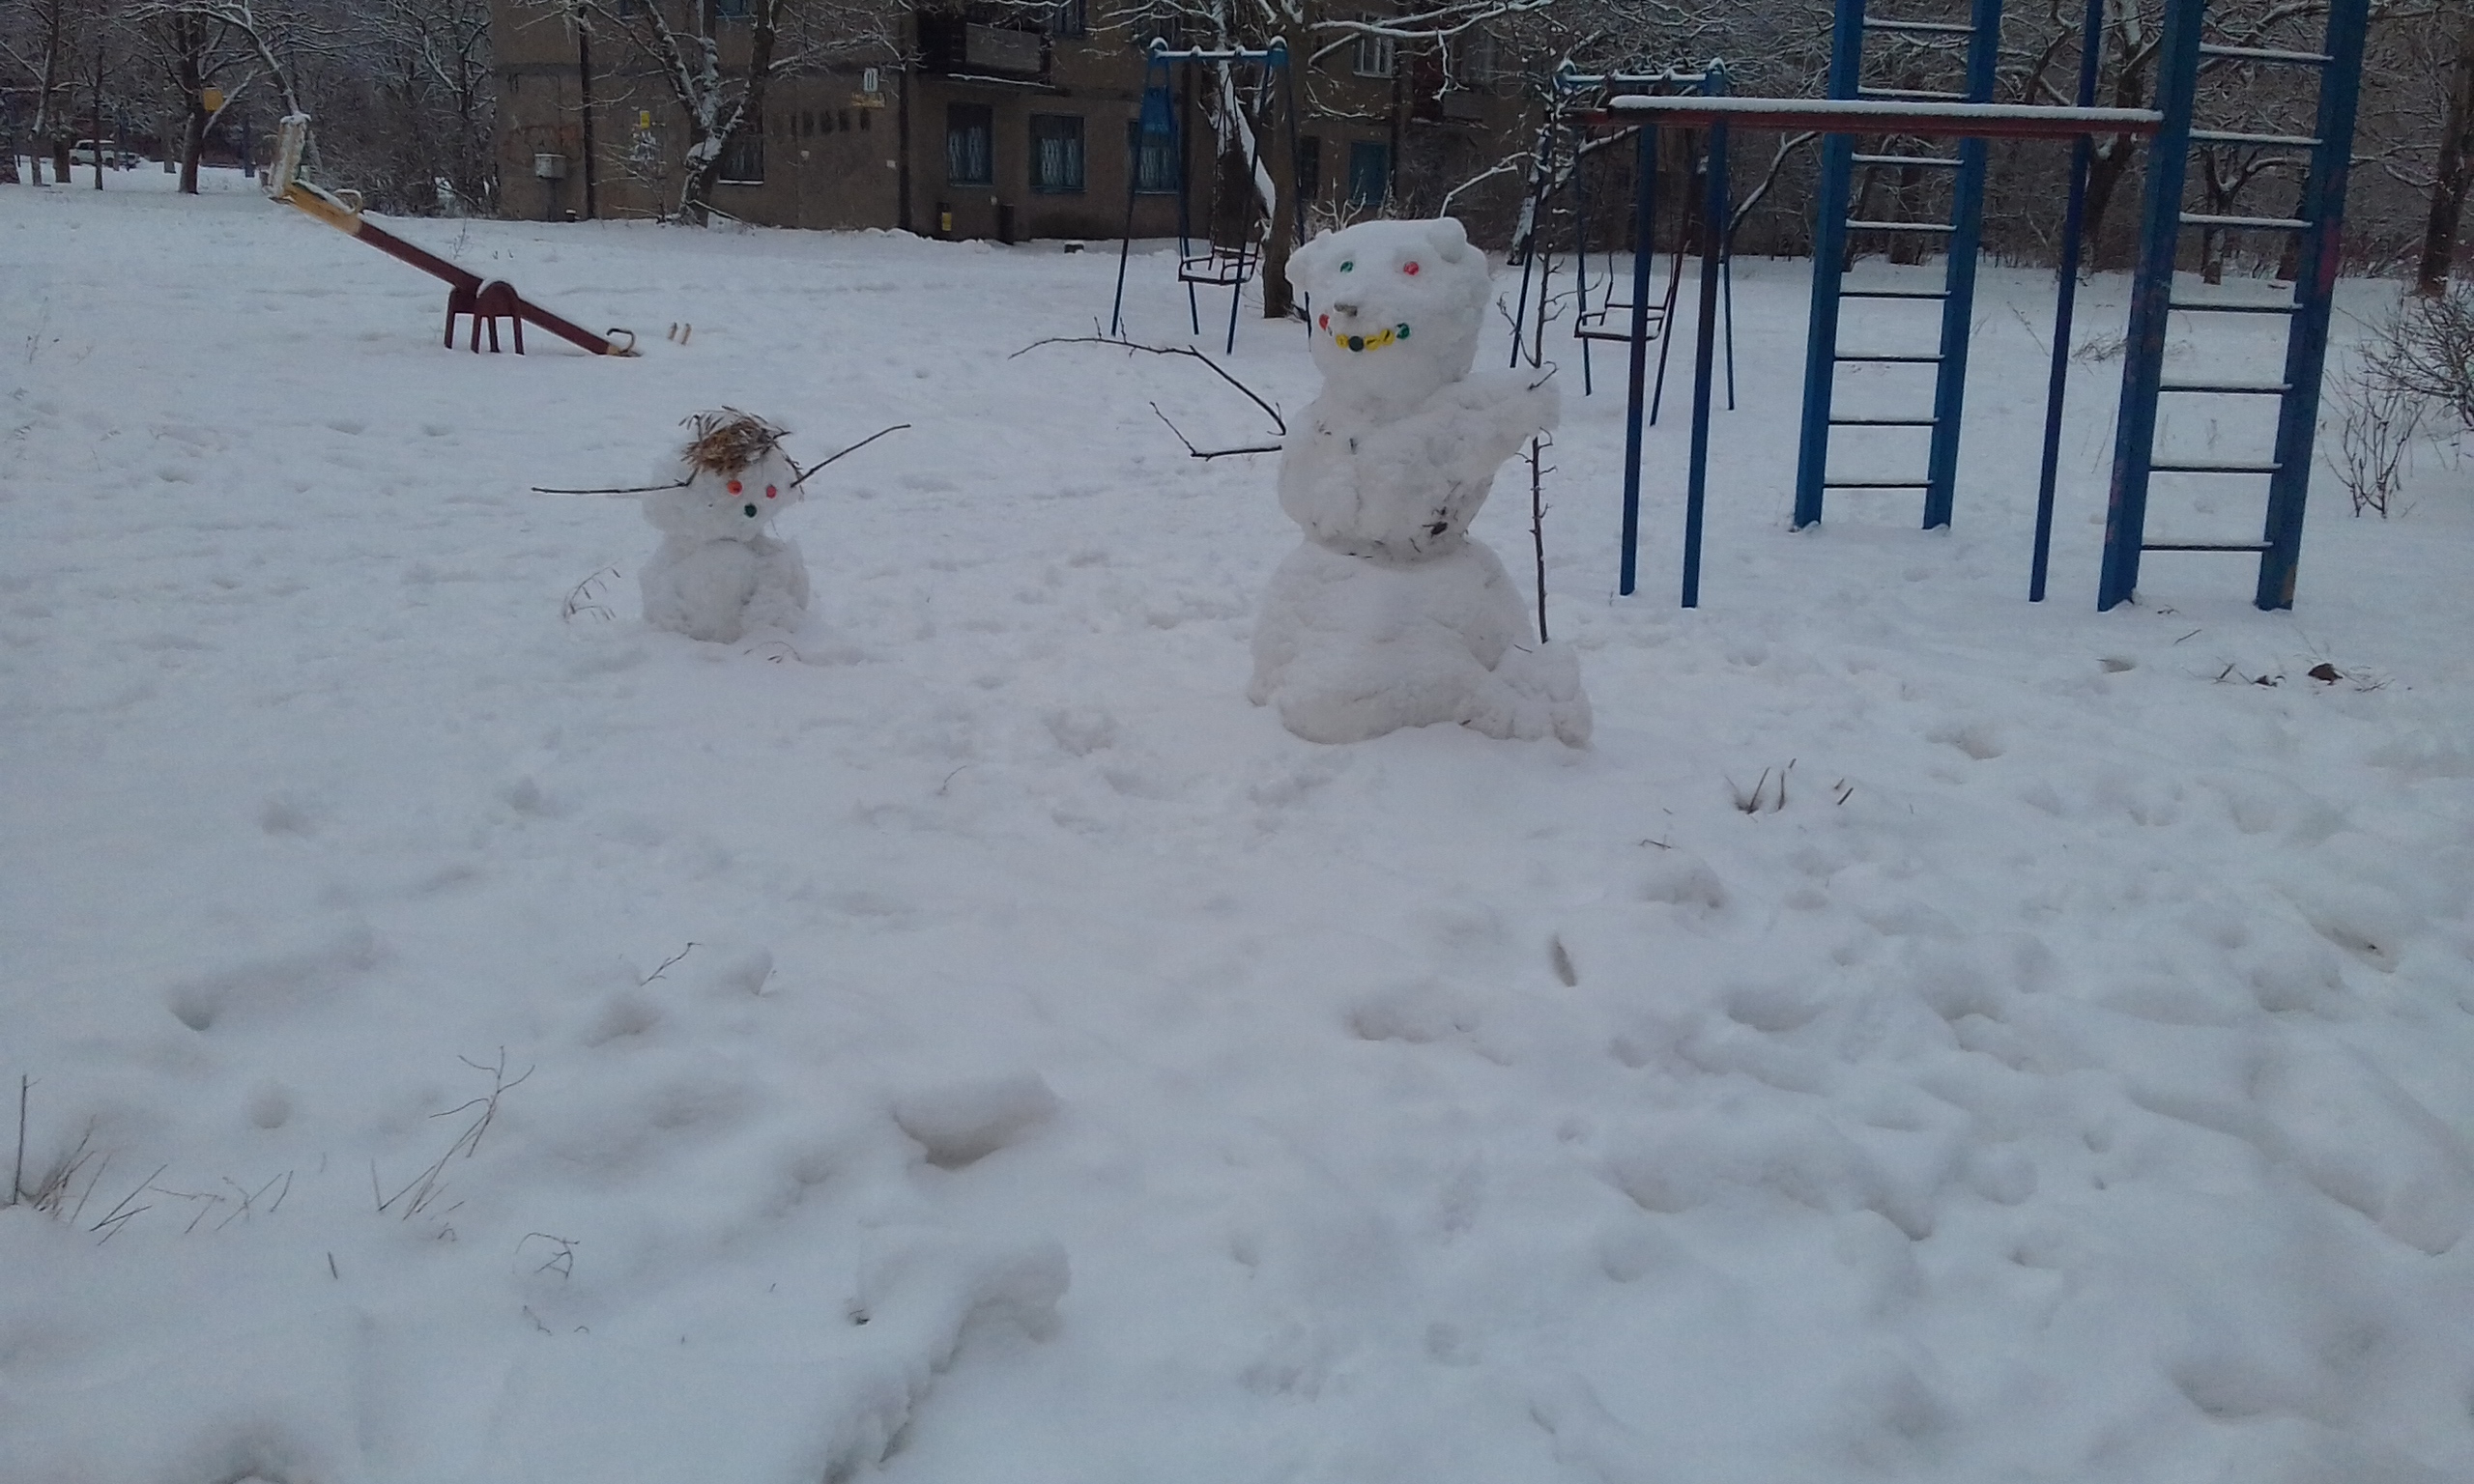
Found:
[265,116,637,357]
[1505,63,1738,416]
[2098,0,2369,611]
[1795,0,2001,535]
[1108,40,1301,354]
[1602,0,2366,612]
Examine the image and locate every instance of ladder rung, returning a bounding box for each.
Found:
[2150,460,2282,473]
[1862,17,1977,34]
[2142,541,2274,552]
[1852,153,1964,168]
[2188,128,2321,149]
[1858,86,1969,100]
[1842,287,1950,300]
[1836,353,1944,363]
[2198,43,2331,65]
[2160,380,2291,394]
[1829,416,1939,426]
[2180,213,2311,231]
[1824,479,1934,488]
[2168,299,2295,315]
[1847,219,1956,233]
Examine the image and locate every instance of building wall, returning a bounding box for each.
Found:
[486,1,1540,246]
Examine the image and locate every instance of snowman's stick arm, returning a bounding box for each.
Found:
[531,477,692,497]
[790,423,913,489]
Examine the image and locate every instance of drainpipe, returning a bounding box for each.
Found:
[576,11,598,218]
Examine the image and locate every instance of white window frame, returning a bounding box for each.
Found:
[1353,28,1396,78]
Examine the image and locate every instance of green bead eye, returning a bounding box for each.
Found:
[1339,260,1354,272]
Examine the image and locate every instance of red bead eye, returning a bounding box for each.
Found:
[728,479,743,494]
[1403,262,1421,275]
[1318,313,1330,329]
[764,485,778,499]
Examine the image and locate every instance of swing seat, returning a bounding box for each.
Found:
[1179,242,1258,287]
[1574,300,1669,342]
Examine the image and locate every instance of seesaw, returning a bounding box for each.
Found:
[264,115,637,358]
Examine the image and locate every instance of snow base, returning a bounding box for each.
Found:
[1250,540,1591,746]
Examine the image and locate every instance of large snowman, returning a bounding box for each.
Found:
[639,412,810,643]
[1249,217,1591,746]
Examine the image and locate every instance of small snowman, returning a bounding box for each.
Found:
[1249,216,1590,746]
[639,410,811,643]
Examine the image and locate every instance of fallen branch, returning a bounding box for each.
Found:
[1013,335,1286,457]
[1150,404,1280,459]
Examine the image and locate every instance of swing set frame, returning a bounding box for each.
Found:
[1108,39,1303,354]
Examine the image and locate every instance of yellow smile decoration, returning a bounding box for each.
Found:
[1329,323,1413,354]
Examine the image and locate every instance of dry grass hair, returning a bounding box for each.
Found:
[680,409,790,475]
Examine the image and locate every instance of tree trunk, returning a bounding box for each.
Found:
[2414,16,2474,295]
[678,0,784,223]
[1264,151,1295,319]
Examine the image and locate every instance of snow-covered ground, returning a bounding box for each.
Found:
[3,176,2471,1484]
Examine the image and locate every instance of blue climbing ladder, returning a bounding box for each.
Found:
[2097,0,2370,611]
[1793,0,2002,530]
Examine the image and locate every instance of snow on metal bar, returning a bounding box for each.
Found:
[1608,96,2163,138]
[2188,128,2319,147]
[2177,212,2310,231]
[2196,43,2331,65]
[1862,18,1977,34]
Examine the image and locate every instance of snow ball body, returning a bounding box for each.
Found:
[1251,216,1589,746]
[638,449,810,643]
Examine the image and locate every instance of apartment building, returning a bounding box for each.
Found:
[488,2,1535,244]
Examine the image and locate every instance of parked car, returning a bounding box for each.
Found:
[70,140,140,168]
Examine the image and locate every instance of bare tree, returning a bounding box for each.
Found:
[124,0,324,123]
[2410,10,2472,291]
[130,2,251,190]
[531,0,897,224]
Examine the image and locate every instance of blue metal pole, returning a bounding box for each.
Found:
[1683,122,1730,608]
[2257,0,2370,610]
[1792,0,1869,528]
[1619,122,1657,597]
[1722,245,1737,412]
[1921,0,2004,530]
[1651,155,1685,425]
[1576,131,1597,394]
[2098,0,2204,611]
[2030,0,2106,601]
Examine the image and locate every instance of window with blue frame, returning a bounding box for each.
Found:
[1030,113,1085,193]
[1127,121,1178,194]
[713,0,751,19]
[1346,141,1390,206]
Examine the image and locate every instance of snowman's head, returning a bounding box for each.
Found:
[1288,217,1491,404]
[641,447,804,542]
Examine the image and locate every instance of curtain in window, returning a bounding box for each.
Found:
[947,107,992,185]
[1031,116,1084,193]
[1131,125,1177,194]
